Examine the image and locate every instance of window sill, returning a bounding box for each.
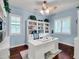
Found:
[51,33,71,35]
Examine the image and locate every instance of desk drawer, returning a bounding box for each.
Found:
[36,41,58,53]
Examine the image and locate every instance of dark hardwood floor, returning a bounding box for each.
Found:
[10,43,74,59]
[10,45,28,59]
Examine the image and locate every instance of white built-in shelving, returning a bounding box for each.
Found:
[25,19,50,41]
[26,19,50,38]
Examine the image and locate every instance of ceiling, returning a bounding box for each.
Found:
[9,0,79,14]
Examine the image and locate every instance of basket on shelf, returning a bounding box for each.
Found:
[28,15,37,20]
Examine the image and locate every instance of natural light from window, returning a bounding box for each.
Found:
[54,17,71,34]
[10,14,21,34]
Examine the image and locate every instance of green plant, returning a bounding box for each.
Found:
[77,6,79,8]
[3,0,11,13]
[29,15,37,20]
[44,19,49,22]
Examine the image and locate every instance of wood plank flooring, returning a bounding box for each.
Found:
[10,43,74,59]
[10,45,28,59]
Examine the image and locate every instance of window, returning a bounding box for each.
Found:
[54,17,71,34]
[10,14,21,34]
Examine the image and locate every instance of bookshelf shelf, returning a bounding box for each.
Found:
[26,19,50,34]
[26,19,50,40]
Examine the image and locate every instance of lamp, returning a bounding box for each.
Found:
[40,1,49,15]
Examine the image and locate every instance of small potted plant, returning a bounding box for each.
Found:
[28,15,37,20]
[77,6,79,8]
[44,18,49,22]
[3,0,11,13]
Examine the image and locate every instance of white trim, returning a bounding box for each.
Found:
[10,43,25,48]
[59,41,74,47]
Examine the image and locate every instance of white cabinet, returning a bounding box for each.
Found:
[0,49,10,59]
[25,19,50,40]
[0,36,10,59]
[28,38,61,59]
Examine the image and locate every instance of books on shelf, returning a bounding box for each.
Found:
[27,20,50,34]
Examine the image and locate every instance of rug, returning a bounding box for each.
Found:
[20,50,28,59]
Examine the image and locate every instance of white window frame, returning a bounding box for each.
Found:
[54,17,71,34]
[10,14,21,35]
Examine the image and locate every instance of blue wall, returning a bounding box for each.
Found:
[10,6,46,48]
[49,8,78,46]
[10,5,78,47]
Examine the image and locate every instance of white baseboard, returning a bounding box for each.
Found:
[59,41,74,47]
[10,43,25,48]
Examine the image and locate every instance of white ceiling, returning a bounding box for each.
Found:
[9,0,79,14]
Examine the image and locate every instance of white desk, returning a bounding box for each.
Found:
[28,38,61,59]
